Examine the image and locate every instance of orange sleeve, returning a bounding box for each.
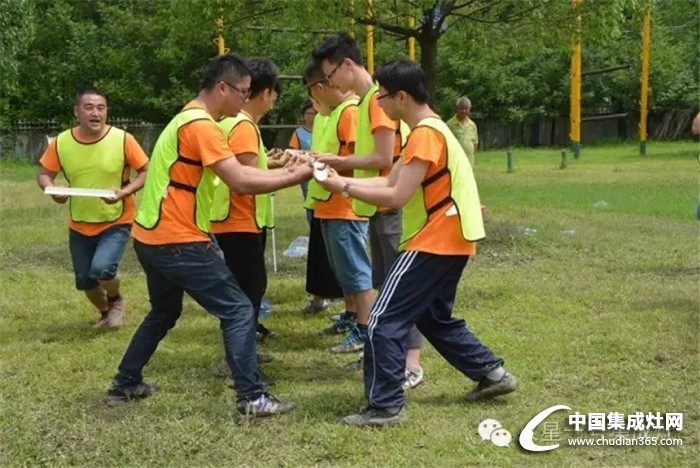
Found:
[403,127,444,167]
[179,119,232,167]
[288,130,300,149]
[39,139,61,173]
[337,106,357,149]
[368,93,397,134]
[124,133,149,170]
[228,121,259,157]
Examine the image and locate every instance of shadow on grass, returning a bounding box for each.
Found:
[2,321,120,345]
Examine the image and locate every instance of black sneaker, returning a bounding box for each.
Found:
[341,406,407,426]
[236,393,295,417]
[106,381,159,406]
[465,372,518,401]
[257,353,274,364]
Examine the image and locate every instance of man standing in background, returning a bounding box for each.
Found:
[446,96,479,168]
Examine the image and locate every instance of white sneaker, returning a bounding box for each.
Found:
[402,366,424,390]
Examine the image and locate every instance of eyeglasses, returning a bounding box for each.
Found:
[377,91,397,100]
[324,60,344,81]
[221,81,251,100]
[306,80,326,90]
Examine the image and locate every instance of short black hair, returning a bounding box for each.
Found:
[312,32,363,67]
[373,59,430,105]
[75,87,107,106]
[301,101,314,115]
[244,57,279,99]
[201,54,251,91]
[303,61,326,87]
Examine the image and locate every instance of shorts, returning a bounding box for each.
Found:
[68,225,131,290]
[320,219,372,294]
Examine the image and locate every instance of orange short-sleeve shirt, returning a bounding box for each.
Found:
[368,92,402,177]
[132,101,234,245]
[210,118,261,234]
[314,104,364,221]
[39,127,149,237]
[402,126,476,256]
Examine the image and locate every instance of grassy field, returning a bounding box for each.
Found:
[0,141,698,466]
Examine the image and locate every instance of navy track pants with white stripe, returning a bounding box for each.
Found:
[364,250,504,409]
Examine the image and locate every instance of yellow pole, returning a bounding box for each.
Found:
[408,15,415,61]
[366,0,374,74]
[215,16,226,55]
[350,0,355,38]
[569,0,582,158]
[639,4,651,156]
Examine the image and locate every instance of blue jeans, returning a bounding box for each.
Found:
[115,240,263,402]
[321,219,372,294]
[68,225,131,290]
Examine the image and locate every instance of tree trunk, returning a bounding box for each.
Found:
[418,32,439,106]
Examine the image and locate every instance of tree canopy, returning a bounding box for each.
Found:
[2,0,697,130]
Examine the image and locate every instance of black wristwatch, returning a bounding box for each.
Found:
[341,183,351,198]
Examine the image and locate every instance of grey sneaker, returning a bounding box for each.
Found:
[301,300,328,314]
[343,352,364,370]
[465,372,518,401]
[106,381,159,406]
[331,327,364,354]
[341,406,407,426]
[402,366,425,390]
[237,393,295,417]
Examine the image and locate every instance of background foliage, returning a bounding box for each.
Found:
[2,0,698,128]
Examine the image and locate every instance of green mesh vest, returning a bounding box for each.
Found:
[56,127,127,223]
[135,107,218,233]
[400,117,485,251]
[210,113,273,229]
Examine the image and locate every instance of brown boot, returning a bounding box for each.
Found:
[93,310,110,328]
[106,297,125,328]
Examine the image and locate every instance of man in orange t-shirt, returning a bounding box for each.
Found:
[210,57,279,380]
[107,55,311,417]
[37,87,149,328]
[313,32,425,385]
[319,60,517,426]
[305,62,375,355]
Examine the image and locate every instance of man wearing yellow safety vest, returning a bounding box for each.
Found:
[107,55,311,417]
[313,33,427,387]
[37,87,149,329]
[210,57,279,385]
[303,62,375,355]
[318,60,517,426]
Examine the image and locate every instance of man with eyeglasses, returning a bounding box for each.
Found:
[302,62,373,356]
[312,33,426,386]
[107,54,312,417]
[318,59,516,426]
[210,57,282,386]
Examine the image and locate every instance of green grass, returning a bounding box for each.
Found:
[0,141,698,466]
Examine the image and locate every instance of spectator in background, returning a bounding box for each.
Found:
[289,102,316,226]
[446,96,479,168]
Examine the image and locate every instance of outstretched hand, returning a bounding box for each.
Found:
[317,167,345,192]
